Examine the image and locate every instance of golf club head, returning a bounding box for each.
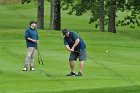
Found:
[42,62,44,65]
[38,60,41,64]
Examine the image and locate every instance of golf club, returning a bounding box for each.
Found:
[73,51,80,53]
[37,48,44,65]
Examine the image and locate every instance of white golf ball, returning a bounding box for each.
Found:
[106,51,109,53]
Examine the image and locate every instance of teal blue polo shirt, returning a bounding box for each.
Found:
[64,31,86,51]
[25,27,38,47]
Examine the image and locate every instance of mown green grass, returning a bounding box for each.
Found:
[0,1,140,93]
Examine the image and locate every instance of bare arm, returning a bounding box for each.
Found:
[71,38,80,51]
[65,45,72,52]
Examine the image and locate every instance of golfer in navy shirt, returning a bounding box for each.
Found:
[23,21,39,71]
[62,29,86,76]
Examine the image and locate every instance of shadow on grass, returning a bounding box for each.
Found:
[31,85,140,93]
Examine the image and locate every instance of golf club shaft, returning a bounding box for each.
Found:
[73,51,80,53]
[37,48,44,65]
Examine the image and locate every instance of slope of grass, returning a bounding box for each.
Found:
[0,29,140,93]
[0,1,140,93]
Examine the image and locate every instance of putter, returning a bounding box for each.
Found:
[37,48,44,65]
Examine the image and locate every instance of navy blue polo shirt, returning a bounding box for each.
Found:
[25,27,38,47]
[64,31,86,51]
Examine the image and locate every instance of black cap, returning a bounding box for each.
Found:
[62,29,69,36]
[30,21,37,25]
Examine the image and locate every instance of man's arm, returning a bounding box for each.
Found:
[25,29,37,43]
[65,39,80,52]
[71,32,80,51]
[27,38,37,43]
[65,45,72,51]
[71,38,80,51]
[64,38,72,51]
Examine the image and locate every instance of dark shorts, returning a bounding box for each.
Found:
[69,49,86,62]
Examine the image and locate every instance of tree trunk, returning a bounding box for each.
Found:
[54,0,61,30]
[37,0,44,29]
[50,0,61,31]
[108,0,116,33]
[99,0,105,32]
[50,0,54,31]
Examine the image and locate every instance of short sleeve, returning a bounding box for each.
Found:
[73,32,79,40]
[64,38,68,45]
[25,29,29,39]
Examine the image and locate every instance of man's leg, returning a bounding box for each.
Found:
[23,47,33,71]
[77,49,86,76]
[79,61,84,73]
[69,61,75,72]
[66,61,75,76]
[66,52,77,76]
[30,47,37,70]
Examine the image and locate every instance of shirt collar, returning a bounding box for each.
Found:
[30,27,35,30]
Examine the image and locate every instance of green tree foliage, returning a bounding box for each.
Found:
[62,0,140,32]
[22,0,44,29]
[62,0,101,24]
[21,0,31,4]
[116,0,140,28]
[21,0,37,4]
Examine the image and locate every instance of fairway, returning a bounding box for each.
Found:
[0,1,140,93]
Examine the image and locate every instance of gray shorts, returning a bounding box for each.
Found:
[69,49,86,62]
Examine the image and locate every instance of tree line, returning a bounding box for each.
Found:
[22,0,140,33]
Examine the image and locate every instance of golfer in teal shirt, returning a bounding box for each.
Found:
[62,29,86,76]
[23,21,39,71]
